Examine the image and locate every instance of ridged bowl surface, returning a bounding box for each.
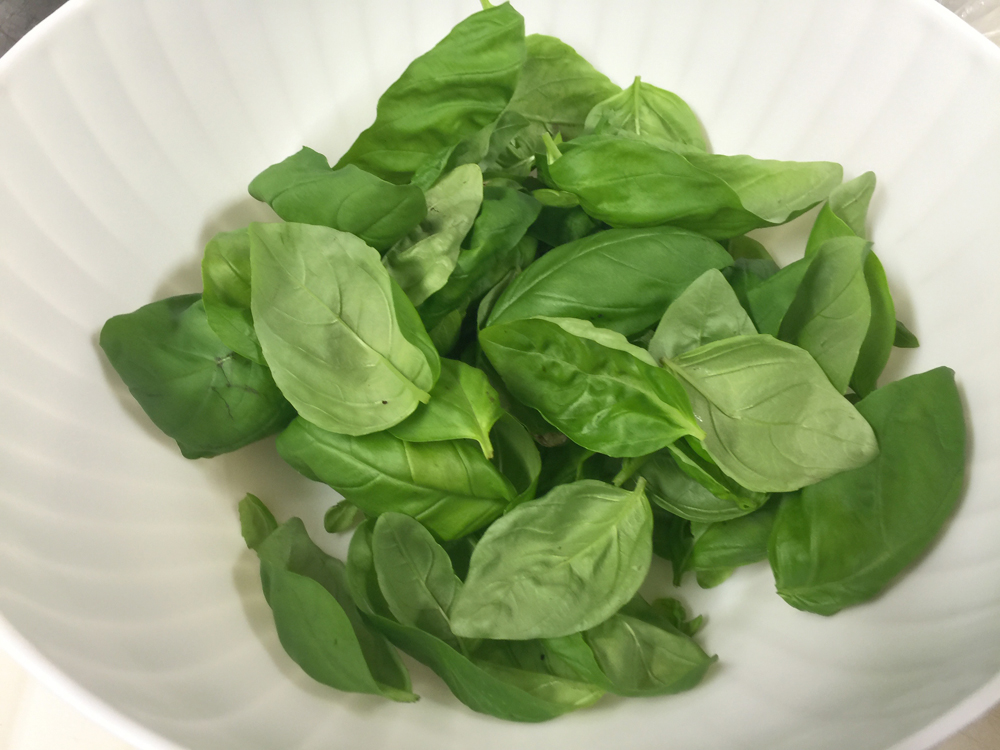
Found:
[2,1,1000,749]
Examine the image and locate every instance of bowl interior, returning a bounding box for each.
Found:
[2,1,1000,749]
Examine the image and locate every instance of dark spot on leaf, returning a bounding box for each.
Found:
[382,400,388,405]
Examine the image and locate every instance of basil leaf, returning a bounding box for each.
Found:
[335,4,525,183]
[490,413,542,507]
[418,184,541,330]
[238,493,278,551]
[427,307,466,355]
[639,448,766,523]
[894,320,920,348]
[487,226,733,336]
[506,34,621,140]
[665,335,879,492]
[450,480,653,639]
[535,441,595,497]
[665,438,768,512]
[277,417,513,541]
[372,513,463,648]
[99,295,294,459]
[745,255,812,336]
[346,520,603,721]
[777,236,872,394]
[201,228,263,364]
[480,317,702,457]
[689,501,778,587]
[651,507,694,586]
[248,147,427,251]
[323,500,362,534]
[548,138,841,239]
[239,501,416,702]
[384,164,484,306]
[389,358,504,458]
[851,249,896,397]
[804,171,877,256]
[648,268,756,362]
[769,367,966,615]
[584,76,707,151]
[527,204,599,248]
[249,222,439,435]
[584,610,715,697]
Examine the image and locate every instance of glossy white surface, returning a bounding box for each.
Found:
[2,1,1000,749]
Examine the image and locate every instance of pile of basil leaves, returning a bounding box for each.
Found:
[99,1,966,721]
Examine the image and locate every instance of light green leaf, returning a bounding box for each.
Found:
[665,335,879,492]
[450,480,653,639]
[389,358,504,458]
[249,222,439,435]
[384,164,484,306]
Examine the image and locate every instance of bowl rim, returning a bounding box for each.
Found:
[1,0,999,748]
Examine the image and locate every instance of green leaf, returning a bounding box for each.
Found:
[249,515,416,702]
[584,609,715,697]
[527,205,599,248]
[851,249,896,397]
[480,317,702,457]
[346,520,603,721]
[651,507,694,585]
[372,513,463,648]
[277,417,513,541]
[664,335,879,493]
[777,236,871,393]
[894,320,920,348]
[334,4,525,183]
[665,438,769,512]
[201,228,264,364]
[535,441,594,497]
[770,367,966,615]
[648,269,756,362]
[548,137,841,239]
[238,493,278,551]
[584,76,707,151]
[486,226,733,336]
[248,148,427,251]
[419,185,541,330]
[805,171,877,256]
[100,295,295,459]
[506,34,621,141]
[745,255,812,336]
[490,413,542,507]
[689,501,778,587]
[249,222,439,435]
[450,480,653,639]
[639,448,766,523]
[389,358,504,458]
[427,307,466,355]
[323,500,362,534]
[648,597,704,637]
[384,164,484,306]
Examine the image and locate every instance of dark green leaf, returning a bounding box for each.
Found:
[480,317,702,457]
[335,4,525,183]
[277,417,513,540]
[769,367,966,615]
[487,226,733,336]
[100,295,294,459]
[689,501,778,587]
[249,514,415,701]
[248,147,426,251]
[894,320,920,348]
[491,413,542,507]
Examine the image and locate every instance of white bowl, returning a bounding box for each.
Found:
[2,1,1000,748]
